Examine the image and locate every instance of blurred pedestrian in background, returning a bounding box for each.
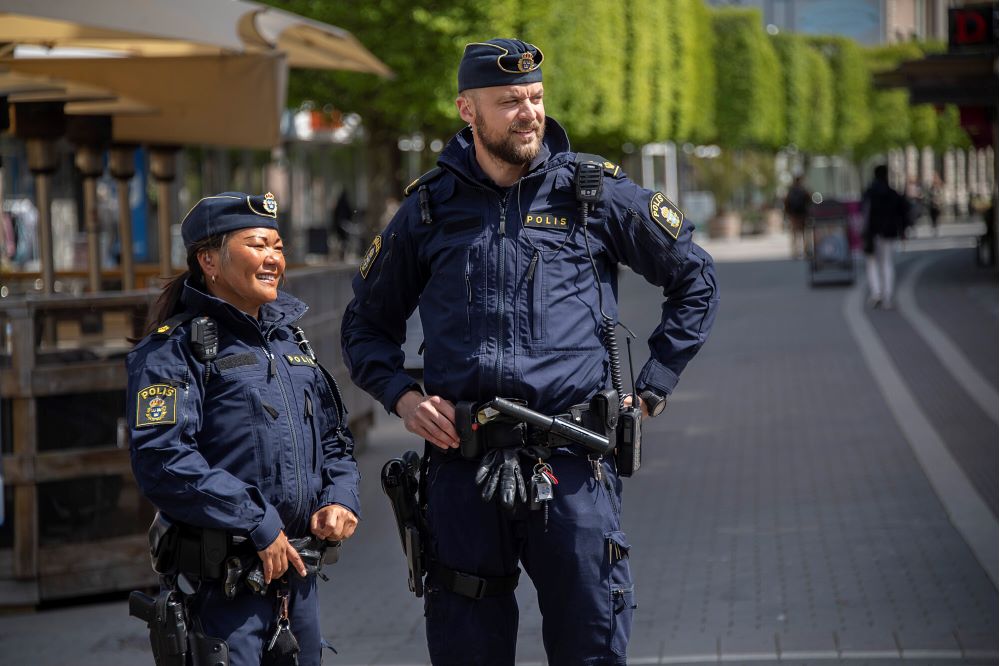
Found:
[784,174,811,259]
[905,175,925,229]
[924,173,943,236]
[862,165,910,309]
[331,189,354,259]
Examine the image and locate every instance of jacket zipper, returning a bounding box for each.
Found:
[262,339,304,519]
[465,250,473,341]
[496,192,509,396]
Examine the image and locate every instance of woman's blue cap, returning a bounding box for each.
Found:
[458,39,544,92]
[181,192,279,249]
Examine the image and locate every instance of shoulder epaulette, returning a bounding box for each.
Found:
[404,167,444,197]
[151,311,197,338]
[575,153,624,178]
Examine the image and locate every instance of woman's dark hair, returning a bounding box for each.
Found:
[141,233,228,337]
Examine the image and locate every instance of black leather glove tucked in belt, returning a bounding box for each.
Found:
[474,448,527,511]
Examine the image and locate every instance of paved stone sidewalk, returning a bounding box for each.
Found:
[0,239,994,666]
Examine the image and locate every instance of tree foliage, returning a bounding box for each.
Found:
[623,0,670,143]
[802,45,835,153]
[264,0,973,190]
[859,42,970,157]
[269,0,488,135]
[673,0,716,143]
[772,34,809,150]
[808,36,872,154]
[711,8,783,149]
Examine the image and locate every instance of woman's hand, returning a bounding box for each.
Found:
[310,504,359,541]
[257,530,307,584]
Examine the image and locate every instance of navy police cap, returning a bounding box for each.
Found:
[181,192,279,249]
[458,38,543,92]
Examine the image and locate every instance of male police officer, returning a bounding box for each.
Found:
[341,39,719,664]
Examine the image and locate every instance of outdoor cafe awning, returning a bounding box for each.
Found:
[0,0,392,148]
[4,55,286,148]
[0,0,392,77]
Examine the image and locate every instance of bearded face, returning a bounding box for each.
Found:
[464,83,546,167]
[474,110,545,166]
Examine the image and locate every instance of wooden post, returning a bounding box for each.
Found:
[68,116,113,293]
[149,147,179,280]
[25,140,57,295]
[109,145,138,291]
[8,304,38,581]
[12,103,65,295]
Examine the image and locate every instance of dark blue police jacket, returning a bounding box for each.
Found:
[342,117,719,416]
[127,282,360,552]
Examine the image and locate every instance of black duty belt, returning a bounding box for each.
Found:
[454,398,616,460]
[428,562,521,599]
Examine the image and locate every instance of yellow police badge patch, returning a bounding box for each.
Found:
[360,235,381,279]
[649,192,683,240]
[136,384,178,428]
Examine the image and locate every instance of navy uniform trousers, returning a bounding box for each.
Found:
[424,451,635,665]
[189,574,326,666]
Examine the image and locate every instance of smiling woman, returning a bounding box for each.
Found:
[126,192,361,666]
[200,227,286,319]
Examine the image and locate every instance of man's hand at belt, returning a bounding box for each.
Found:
[396,390,460,450]
[258,530,308,584]
[310,504,358,541]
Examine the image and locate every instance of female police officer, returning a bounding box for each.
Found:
[127,192,360,665]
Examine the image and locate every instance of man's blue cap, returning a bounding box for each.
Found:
[458,38,544,92]
[181,192,279,249]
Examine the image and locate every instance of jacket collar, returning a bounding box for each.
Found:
[180,279,308,336]
[438,116,572,188]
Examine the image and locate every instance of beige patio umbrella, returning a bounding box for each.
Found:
[0,0,392,76]
[4,55,286,147]
[0,0,390,288]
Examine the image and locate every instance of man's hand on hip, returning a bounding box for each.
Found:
[395,391,460,450]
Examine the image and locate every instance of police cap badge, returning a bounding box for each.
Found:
[181,191,280,249]
[458,39,544,92]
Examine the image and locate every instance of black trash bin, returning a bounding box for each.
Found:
[807,200,855,287]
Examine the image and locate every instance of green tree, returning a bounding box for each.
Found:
[909,104,939,148]
[858,42,969,157]
[802,44,835,153]
[809,36,872,153]
[772,34,809,149]
[711,7,784,149]
[623,0,670,144]
[673,0,716,143]
[934,104,971,152]
[262,0,490,233]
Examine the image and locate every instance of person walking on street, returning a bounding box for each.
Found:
[127,193,361,665]
[340,39,719,665]
[784,175,811,259]
[924,173,943,235]
[862,166,910,309]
